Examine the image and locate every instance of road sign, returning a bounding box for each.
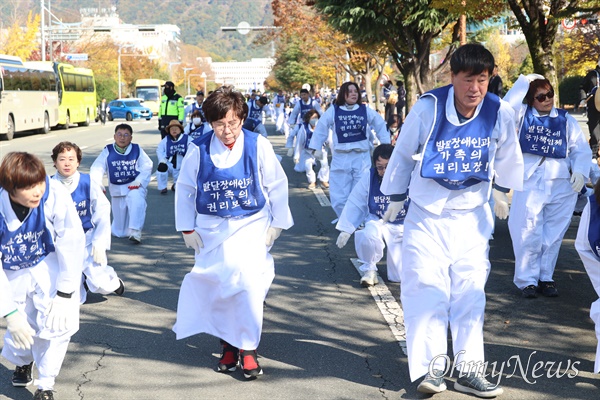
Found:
[562,18,576,30]
[237,21,251,35]
[65,53,88,61]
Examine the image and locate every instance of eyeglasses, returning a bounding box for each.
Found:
[115,132,131,138]
[212,119,242,132]
[535,91,554,102]
[375,165,387,172]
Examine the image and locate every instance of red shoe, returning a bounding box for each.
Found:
[216,340,239,372]
[240,349,263,379]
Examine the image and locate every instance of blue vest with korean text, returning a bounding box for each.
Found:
[334,104,368,144]
[367,168,407,225]
[303,122,314,149]
[195,130,266,218]
[166,135,188,159]
[106,144,141,185]
[300,100,313,120]
[248,100,263,121]
[188,122,208,140]
[519,106,568,159]
[420,85,499,190]
[588,195,600,260]
[71,173,93,232]
[0,176,55,270]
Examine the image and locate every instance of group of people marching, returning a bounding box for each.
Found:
[3,43,600,400]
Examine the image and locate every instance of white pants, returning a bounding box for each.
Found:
[110,188,148,237]
[298,149,329,183]
[330,150,371,218]
[355,220,403,282]
[509,177,577,289]
[401,203,492,382]
[275,107,287,133]
[2,255,79,390]
[157,162,181,191]
[80,242,121,303]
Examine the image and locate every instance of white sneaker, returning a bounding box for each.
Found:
[129,229,142,244]
[360,270,378,287]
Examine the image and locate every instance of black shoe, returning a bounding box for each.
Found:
[417,369,446,393]
[160,188,168,195]
[171,184,176,192]
[33,389,55,400]
[12,362,33,387]
[114,279,125,296]
[522,285,537,298]
[537,281,558,297]
[239,349,263,379]
[455,373,503,398]
[216,340,239,373]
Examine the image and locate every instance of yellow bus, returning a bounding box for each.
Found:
[0,55,59,140]
[135,78,165,115]
[28,61,98,128]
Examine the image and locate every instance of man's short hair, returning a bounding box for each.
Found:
[450,44,495,76]
[300,88,309,95]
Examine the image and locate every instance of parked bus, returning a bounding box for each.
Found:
[135,78,164,115]
[0,55,59,140]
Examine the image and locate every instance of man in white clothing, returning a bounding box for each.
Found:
[90,123,153,244]
[381,44,524,398]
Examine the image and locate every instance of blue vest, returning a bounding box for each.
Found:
[300,100,313,120]
[0,176,55,270]
[106,144,141,185]
[243,118,261,132]
[420,85,499,190]
[187,122,207,140]
[519,107,568,159]
[367,168,407,225]
[248,100,263,121]
[71,173,93,232]
[334,104,368,144]
[274,95,285,105]
[588,195,600,260]
[195,130,266,218]
[303,122,314,149]
[166,135,188,159]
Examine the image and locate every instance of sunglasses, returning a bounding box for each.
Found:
[535,91,554,102]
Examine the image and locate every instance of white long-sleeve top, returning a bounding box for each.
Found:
[90,143,153,197]
[288,98,323,125]
[503,74,592,184]
[309,104,390,153]
[381,86,524,215]
[336,169,380,234]
[293,124,331,160]
[175,132,294,232]
[0,179,85,316]
[51,171,111,250]
[156,134,193,166]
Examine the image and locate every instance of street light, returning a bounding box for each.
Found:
[118,44,135,99]
[201,72,207,93]
[182,67,194,95]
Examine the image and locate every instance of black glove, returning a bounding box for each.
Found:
[157,162,168,173]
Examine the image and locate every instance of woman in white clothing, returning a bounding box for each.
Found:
[293,109,330,189]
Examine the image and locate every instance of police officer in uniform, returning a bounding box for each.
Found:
[159,81,185,139]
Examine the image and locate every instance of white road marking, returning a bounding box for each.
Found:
[350,258,407,355]
[36,134,57,140]
[310,187,331,206]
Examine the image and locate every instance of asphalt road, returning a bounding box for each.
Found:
[0,117,599,399]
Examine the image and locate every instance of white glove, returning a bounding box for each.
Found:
[492,189,510,220]
[336,232,351,249]
[570,172,585,192]
[526,73,545,82]
[293,157,299,164]
[91,245,107,265]
[382,200,406,223]
[6,312,35,350]
[128,180,141,189]
[45,295,78,332]
[182,230,204,254]
[266,227,282,246]
[286,148,294,157]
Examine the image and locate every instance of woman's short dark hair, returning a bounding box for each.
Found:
[525,78,553,107]
[335,82,362,106]
[303,109,320,124]
[51,141,82,164]
[0,152,46,193]
[203,86,248,123]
